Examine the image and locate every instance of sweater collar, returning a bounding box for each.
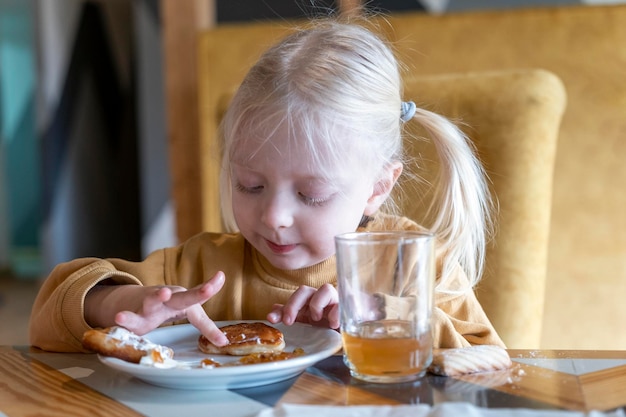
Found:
[248,243,337,289]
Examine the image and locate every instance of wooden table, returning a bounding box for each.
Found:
[2,346,626,416]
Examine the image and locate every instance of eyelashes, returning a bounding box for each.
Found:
[234,183,262,194]
[234,183,333,207]
[299,194,332,207]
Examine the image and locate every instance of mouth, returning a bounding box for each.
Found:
[265,239,297,255]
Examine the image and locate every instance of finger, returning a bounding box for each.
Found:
[281,286,316,325]
[200,271,226,294]
[308,284,338,322]
[140,287,175,316]
[186,305,229,346]
[266,304,284,324]
[165,272,225,310]
[114,310,133,328]
[192,271,226,302]
[114,310,158,335]
[327,304,341,329]
[113,286,178,333]
[187,271,226,300]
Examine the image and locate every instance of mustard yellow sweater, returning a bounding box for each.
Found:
[29,213,504,352]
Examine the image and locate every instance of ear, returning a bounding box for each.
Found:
[363,162,403,216]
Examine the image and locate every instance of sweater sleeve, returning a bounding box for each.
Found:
[431,268,506,349]
[29,232,247,353]
[29,258,144,352]
[366,212,505,348]
[374,269,505,349]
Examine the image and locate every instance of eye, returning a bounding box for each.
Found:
[299,192,332,207]
[235,182,263,194]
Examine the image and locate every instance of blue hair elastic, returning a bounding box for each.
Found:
[400,101,416,122]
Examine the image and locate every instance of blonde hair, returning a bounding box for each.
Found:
[218,20,494,290]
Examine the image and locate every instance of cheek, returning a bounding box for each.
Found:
[303,212,362,260]
[307,202,366,242]
[231,194,253,225]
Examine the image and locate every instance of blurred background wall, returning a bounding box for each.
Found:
[1,0,39,276]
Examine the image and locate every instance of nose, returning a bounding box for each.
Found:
[260,192,294,230]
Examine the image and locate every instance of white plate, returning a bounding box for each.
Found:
[98,321,342,390]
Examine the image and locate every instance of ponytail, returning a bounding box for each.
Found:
[410,108,495,291]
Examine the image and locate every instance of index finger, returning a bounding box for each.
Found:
[307,283,338,321]
[281,286,316,325]
[165,272,226,310]
[187,306,228,346]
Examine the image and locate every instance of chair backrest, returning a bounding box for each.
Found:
[399,70,565,348]
[193,21,567,348]
[382,5,626,350]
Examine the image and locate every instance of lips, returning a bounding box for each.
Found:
[266,239,297,254]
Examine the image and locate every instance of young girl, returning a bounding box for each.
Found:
[29,20,504,352]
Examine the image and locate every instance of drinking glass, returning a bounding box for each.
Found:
[335,231,435,383]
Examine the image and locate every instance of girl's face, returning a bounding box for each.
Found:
[230,125,379,270]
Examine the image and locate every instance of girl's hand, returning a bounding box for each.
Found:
[267,283,340,329]
[112,272,229,346]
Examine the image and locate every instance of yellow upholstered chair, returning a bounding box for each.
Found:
[382,5,626,350]
[189,21,567,348]
[398,70,565,348]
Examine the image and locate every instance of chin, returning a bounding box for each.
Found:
[261,251,322,271]
[265,256,310,271]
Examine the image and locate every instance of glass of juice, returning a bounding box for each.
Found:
[335,231,434,383]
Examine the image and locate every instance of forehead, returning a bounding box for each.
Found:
[231,119,368,180]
